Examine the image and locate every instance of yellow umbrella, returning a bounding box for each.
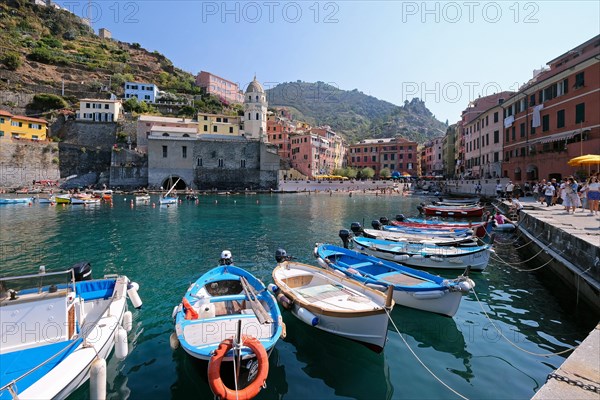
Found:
[568,154,600,166]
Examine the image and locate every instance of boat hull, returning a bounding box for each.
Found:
[315,245,474,317]
[272,262,390,352]
[0,197,33,204]
[353,242,490,271]
[423,206,484,217]
[0,274,133,400]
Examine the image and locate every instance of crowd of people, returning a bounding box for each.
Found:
[528,174,600,215]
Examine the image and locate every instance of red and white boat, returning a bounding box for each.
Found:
[420,205,484,218]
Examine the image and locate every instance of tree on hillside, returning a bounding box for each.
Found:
[28,93,68,112]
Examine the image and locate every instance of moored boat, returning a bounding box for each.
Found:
[315,244,475,317]
[0,262,142,399]
[348,234,492,271]
[171,251,282,399]
[135,194,151,203]
[351,223,478,246]
[0,197,34,205]
[271,249,393,353]
[419,204,485,217]
[54,194,71,204]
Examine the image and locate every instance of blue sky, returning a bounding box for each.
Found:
[57,1,599,123]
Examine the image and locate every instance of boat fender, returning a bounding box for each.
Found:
[169,332,180,350]
[346,267,362,276]
[172,305,179,320]
[90,357,107,400]
[365,283,387,292]
[267,283,279,294]
[457,278,476,292]
[316,258,328,269]
[276,293,293,309]
[412,290,445,299]
[208,336,269,400]
[430,256,444,262]
[394,254,410,261]
[122,310,133,332]
[333,269,346,278]
[281,321,287,340]
[114,326,128,360]
[297,307,319,326]
[182,298,199,320]
[127,281,143,309]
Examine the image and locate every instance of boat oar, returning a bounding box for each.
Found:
[240,277,273,324]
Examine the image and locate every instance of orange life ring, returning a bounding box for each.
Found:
[182,298,198,320]
[208,335,269,400]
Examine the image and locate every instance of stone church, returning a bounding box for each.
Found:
[146,77,280,190]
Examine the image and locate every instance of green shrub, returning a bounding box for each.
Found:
[28,47,56,64]
[40,36,62,49]
[29,93,68,112]
[2,52,22,70]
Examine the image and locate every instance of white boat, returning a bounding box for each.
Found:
[271,250,393,353]
[160,178,180,205]
[70,195,101,205]
[135,194,151,203]
[351,236,492,271]
[0,262,142,399]
[37,195,56,204]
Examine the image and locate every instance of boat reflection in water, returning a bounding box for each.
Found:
[282,314,393,399]
[388,308,474,383]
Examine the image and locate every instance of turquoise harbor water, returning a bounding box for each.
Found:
[0,194,597,399]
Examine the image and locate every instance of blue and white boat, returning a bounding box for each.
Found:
[349,235,492,271]
[382,224,474,238]
[172,253,283,361]
[314,244,475,317]
[0,262,142,399]
[160,177,180,205]
[0,197,34,205]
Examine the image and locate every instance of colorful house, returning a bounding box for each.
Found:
[0,109,48,141]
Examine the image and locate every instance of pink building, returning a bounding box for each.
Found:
[461,92,514,179]
[195,71,244,104]
[267,112,296,160]
[348,137,417,177]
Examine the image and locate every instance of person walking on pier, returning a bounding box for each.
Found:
[543,181,556,207]
[586,175,600,215]
[505,181,515,199]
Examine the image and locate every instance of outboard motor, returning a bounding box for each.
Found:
[275,248,290,263]
[395,214,406,222]
[339,229,351,249]
[379,216,389,226]
[350,222,363,236]
[371,220,382,230]
[72,261,92,282]
[417,205,424,214]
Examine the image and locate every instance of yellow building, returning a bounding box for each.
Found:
[0,109,48,141]
[198,112,242,136]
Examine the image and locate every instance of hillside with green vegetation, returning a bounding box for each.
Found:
[267,81,447,144]
[0,0,238,116]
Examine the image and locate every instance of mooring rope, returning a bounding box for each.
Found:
[385,308,469,400]
[490,246,549,266]
[471,289,578,356]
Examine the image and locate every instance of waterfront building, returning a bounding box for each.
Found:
[0,109,48,141]
[136,115,198,154]
[243,77,268,141]
[124,82,159,103]
[502,35,600,182]
[454,120,465,177]
[290,132,330,178]
[195,71,244,104]
[267,112,296,160]
[77,98,122,122]
[461,92,514,179]
[147,130,279,190]
[99,28,111,40]
[347,137,417,177]
[198,113,242,136]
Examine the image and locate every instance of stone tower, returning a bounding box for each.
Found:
[243,76,267,140]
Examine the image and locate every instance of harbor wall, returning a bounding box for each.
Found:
[0,141,60,188]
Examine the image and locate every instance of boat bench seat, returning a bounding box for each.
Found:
[338,261,372,270]
[76,280,116,301]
